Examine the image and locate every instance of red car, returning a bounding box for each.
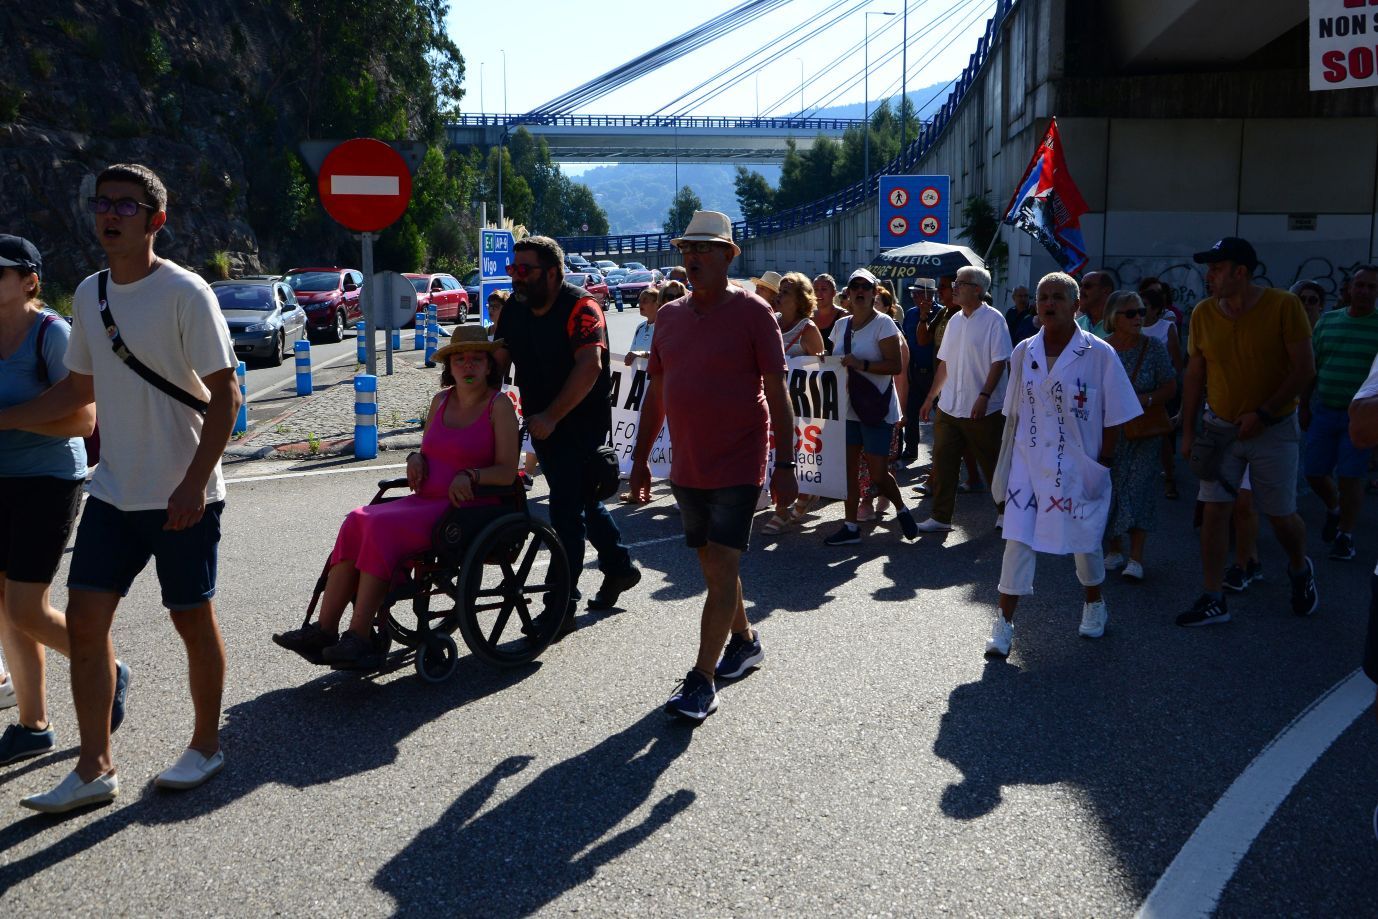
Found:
[564,270,609,307]
[405,272,470,324]
[283,267,363,342]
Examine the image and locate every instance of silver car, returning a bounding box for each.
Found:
[212,279,308,366]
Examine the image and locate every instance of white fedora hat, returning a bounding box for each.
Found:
[750,270,783,294]
[671,210,741,258]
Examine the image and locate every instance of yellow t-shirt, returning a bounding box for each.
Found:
[1188,288,1312,422]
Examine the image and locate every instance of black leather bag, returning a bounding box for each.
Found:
[586,445,621,502]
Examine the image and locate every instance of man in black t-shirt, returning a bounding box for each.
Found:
[495,237,638,636]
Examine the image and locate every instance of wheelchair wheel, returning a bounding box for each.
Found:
[456,514,571,667]
[414,634,459,683]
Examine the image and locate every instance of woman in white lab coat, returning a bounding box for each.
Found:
[984,272,1142,658]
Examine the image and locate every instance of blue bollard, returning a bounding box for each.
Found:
[356,322,366,364]
[354,374,378,460]
[294,339,312,396]
[233,361,247,435]
[425,313,438,365]
[413,312,424,350]
[391,326,401,350]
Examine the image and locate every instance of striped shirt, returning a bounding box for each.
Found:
[1313,308,1378,409]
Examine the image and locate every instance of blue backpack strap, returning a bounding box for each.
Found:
[34,312,59,387]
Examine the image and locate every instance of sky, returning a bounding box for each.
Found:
[444,0,998,119]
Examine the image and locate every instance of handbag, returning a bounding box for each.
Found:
[843,321,893,427]
[1188,418,1239,488]
[1122,340,1173,441]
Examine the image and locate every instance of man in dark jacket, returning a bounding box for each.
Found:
[495,236,639,636]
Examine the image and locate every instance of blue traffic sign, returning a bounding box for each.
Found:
[879,175,951,248]
[480,228,515,281]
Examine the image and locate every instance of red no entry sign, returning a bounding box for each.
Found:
[317,138,413,232]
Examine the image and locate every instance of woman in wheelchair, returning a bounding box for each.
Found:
[274,326,520,667]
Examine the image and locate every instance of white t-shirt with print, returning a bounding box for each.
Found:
[66,260,236,511]
[835,312,902,424]
[936,303,1012,416]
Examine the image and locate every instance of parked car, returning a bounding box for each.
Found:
[622,262,648,272]
[594,259,619,273]
[564,270,609,306]
[616,270,664,304]
[566,254,591,270]
[283,267,363,342]
[212,279,308,366]
[405,272,470,324]
[603,267,630,287]
[462,269,482,305]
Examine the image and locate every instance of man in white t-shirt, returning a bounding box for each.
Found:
[0,164,239,812]
[918,265,1012,531]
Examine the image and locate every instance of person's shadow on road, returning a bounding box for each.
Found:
[373,709,695,917]
[0,654,539,888]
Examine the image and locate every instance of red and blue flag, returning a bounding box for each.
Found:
[1002,118,1089,274]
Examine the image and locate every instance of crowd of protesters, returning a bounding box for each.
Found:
[2,176,1375,805]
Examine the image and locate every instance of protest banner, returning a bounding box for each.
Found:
[1310,0,1378,91]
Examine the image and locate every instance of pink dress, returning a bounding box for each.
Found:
[329,390,499,580]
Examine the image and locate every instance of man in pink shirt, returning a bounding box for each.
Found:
[628,211,798,721]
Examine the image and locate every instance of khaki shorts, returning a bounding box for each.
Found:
[1196,410,1299,517]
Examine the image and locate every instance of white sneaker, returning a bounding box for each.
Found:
[1122,560,1144,581]
[1103,553,1126,571]
[0,676,14,711]
[155,748,225,790]
[984,616,1013,657]
[1079,599,1108,638]
[20,769,119,813]
[916,517,953,533]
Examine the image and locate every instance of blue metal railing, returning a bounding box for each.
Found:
[447,113,866,131]
[554,0,1017,256]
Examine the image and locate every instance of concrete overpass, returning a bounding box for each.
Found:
[445,114,866,165]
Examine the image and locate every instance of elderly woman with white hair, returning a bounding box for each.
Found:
[1102,290,1177,580]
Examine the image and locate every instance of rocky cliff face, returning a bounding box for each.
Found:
[1,0,353,290]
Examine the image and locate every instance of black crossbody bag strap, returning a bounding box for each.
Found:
[98,270,209,416]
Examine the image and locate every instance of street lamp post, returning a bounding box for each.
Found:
[901,1,908,154]
[501,49,508,116]
[864,10,896,182]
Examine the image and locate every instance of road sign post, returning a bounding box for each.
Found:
[317,138,414,377]
[879,175,951,249]
[480,228,515,327]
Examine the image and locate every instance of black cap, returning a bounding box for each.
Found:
[0,234,41,278]
[1193,237,1257,271]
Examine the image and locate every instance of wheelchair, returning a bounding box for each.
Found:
[297,477,571,683]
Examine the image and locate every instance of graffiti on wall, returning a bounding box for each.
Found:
[1106,254,1372,308]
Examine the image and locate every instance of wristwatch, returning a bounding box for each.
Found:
[775,460,798,470]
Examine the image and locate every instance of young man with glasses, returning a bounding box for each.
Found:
[494,236,638,637]
[627,211,797,721]
[1177,237,1318,627]
[918,266,1012,532]
[1301,265,1378,561]
[2,163,240,811]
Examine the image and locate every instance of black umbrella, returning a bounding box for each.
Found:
[867,241,985,285]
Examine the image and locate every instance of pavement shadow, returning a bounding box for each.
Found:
[0,655,538,886]
[373,709,695,917]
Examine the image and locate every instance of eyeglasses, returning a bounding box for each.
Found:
[87,196,156,217]
[1299,295,1321,305]
[954,280,980,288]
[505,263,545,279]
[847,282,874,292]
[676,241,728,254]
[1119,308,1147,318]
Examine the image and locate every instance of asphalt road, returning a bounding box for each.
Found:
[1,304,1374,916]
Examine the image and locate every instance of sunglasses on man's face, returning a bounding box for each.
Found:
[506,263,545,280]
[88,196,155,217]
[676,241,726,254]
[847,282,874,293]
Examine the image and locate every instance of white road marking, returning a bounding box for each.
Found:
[1137,668,1375,918]
[330,175,399,196]
[246,343,373,402]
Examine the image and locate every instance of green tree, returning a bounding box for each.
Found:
[663,186,703,237]
[957,195,1009,279]
[562,183,609,235]
[734,166,775,220]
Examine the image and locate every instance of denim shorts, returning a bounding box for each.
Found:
[68,497,225,610]
[1304,403,1373,479]
[1196,410,1299,517]
[846,419,895,456]
[669,483,759,553]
